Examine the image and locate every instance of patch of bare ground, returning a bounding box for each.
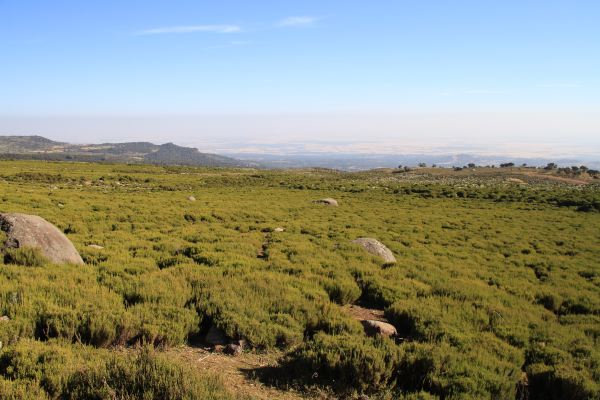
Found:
[166,346,332,400]
[343,304,386,322]
[520,171,591,185]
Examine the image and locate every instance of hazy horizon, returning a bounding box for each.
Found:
[2,113,599,159]
[2,1,599,158]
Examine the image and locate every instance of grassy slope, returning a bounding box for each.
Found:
[0,161,598,399]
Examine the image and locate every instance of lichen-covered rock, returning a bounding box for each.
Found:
[314,198,338,206]
[352,237,396,263]
[361,320,397,338]
[0,213,84,265]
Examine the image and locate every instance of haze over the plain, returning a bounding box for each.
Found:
[1,1,599,158]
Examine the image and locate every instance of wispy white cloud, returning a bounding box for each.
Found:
[277,16,318,27]
[136,25,241,35]
[136,17,320,36]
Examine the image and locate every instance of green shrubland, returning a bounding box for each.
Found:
[0,340,239,399]
[0,160,598,399]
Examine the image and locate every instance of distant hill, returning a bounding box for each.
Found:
[0,135,253,167]
[0,135,67,152]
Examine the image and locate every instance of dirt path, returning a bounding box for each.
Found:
[167,346,324,400]
[343,304,386,321]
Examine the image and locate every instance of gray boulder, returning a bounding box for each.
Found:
[314,198,338,206]
[0,213,84,265]
[224,343,243,356]
[352,237,396,263]
[361,320,397,338]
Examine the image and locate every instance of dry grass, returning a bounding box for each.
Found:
[167,346,333,400]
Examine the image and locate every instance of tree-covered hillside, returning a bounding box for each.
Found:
[0,136,249,167]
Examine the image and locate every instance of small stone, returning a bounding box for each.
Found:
[234,339,246,349]
[188,196,196,202]
[224,343,242,356]
[274,227,285,232]
[88,244,104,250]
[213,345,225,353]
[0,316,9,322]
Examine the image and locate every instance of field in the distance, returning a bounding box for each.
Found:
[0,160,598,399]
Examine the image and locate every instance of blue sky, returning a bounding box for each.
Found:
[1,0,599,151]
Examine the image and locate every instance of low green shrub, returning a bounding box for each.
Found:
[63,347,238,400]
[286,332,401,393]
[0,340,241,400]
[190,268,330,348]
[127,303,199,346]
[0,378,50,399]
[3,247,48,267]
[526,362,599,400]
[322,275,361,305]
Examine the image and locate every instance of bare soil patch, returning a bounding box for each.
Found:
[166,346,329,400]
[344,304,386,321]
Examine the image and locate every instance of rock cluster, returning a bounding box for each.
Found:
[205,324,246,357]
